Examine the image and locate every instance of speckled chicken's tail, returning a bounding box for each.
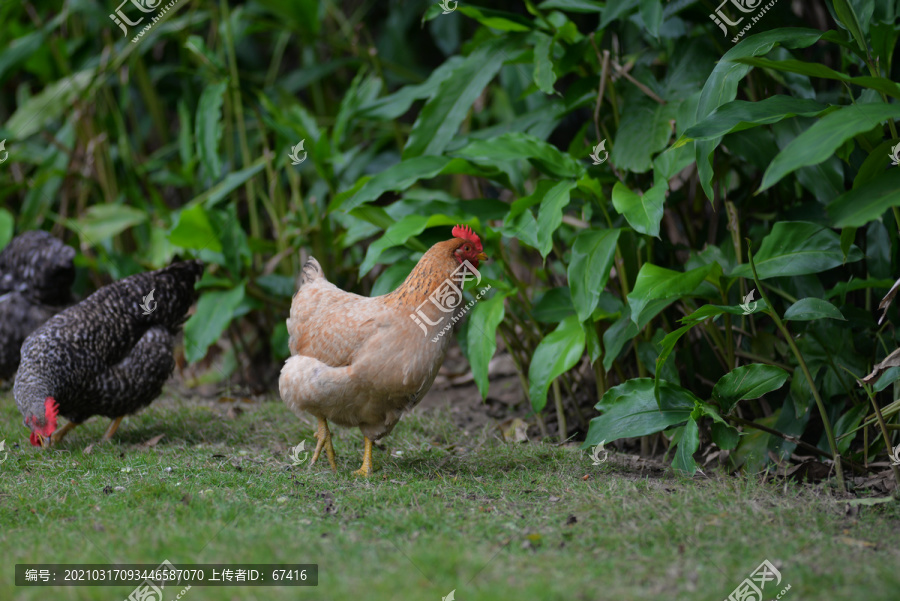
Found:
[298,257,324,289]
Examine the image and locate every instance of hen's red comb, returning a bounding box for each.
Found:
[452,224,482,251]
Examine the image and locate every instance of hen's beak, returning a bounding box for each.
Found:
[476,252,488,262]
[37,432,51,448]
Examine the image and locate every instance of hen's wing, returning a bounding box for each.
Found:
[66,326,175,422]
[287,257,387,365]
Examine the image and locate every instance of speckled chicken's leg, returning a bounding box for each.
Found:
[49,421,81,445]
[101,416,124,441]
[352,436,374,477]
[310,417,337,471]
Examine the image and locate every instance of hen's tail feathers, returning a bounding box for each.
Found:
[299,257,324,289]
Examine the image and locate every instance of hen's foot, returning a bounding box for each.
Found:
[311,417,338,471]
[49,421,81,445]
[352,436,374,477]
[101,416,123,442]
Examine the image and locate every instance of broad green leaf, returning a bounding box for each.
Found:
[404,37,512,158]
[533,32,557,95]
[672,417,700,474]
[600,0,640,28]
[783,297,846,321]
[183,284,245,363]
[678,96,826,144]
[832,0,867,52]
[602,311,639,371]
[639,0,662,38]
[568,229,621,321]
[197,158,267,208]
[169,204,222,253]
[681,300,769,324]
[711,421,741,450]
[528,315,586,411]
[729,57,900,100]
[627,263,712,326]
[828,169,900,228]
[331,157,501,213]
[468,292,508,399]
[536,180,576,258]
[613,100,677,173]
[6,70,93,139]
[454,132,582,178]
[359,214,461,276]
[712,364,790,414]
[583,378,698,447]
[760,103,900,191]
[68,204,147,243]
[359,57,465,120]
[538,0,602,12]
[533,287,576,323]
[611,181,666,238]
[731,222,863,280]
[195,81,228,181]
[457,6,533,31]
[694,28,826,200]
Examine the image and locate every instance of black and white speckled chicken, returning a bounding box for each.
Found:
[0,231,76,379]
[14,260,203,447]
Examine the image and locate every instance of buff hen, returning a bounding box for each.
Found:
[279,225,487,476]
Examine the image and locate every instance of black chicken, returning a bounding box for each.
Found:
[0,231,76,379]
[14,260,203,447]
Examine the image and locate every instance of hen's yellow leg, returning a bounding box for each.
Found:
[352,436,374,477]
[49,421,81,445]
[310,417,337,471]
[101,416,124,441]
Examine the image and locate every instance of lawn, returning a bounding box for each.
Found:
[1,389,899,601]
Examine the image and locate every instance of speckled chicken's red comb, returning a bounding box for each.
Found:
[44,397,59,422]
[452,225,482,252]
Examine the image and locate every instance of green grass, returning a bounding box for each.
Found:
[1,390,899,601]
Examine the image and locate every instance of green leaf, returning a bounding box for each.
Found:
[404,37,512,158]
[583,378,698,447]
[760,103,900,191]
[711,421,740,450]
[528,314,586,411]
[0,209,15,249]
[68,204,147,243]
[467,292,508,399]
[6,70,93,139]
[197,158,267,208]
[712,364,790,414]
[732,222,863,280]
[532,287,576,323]
[457,5,533,31]
[568,229,621,321]
[681,300,769,324]
[678,96,827,144]
[536,180,576,258]
[183,285,245,363]
[639,0,662,38]
[627,263,712,326]
[832,0,868,53]
[331,157,500,213]
[672,417,700,474]
[613,101,677,173]
[783,297,846,321]
[359,214,461,276]
[828,169,900,228]
[532,32,557,95]
[195,81,228,181]
[454,132,583,178]
[169,205,222,253]
[611,181,666,238]
[694,28,826,200]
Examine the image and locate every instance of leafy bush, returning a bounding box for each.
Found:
[2,0,899,488]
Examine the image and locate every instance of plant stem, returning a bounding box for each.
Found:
[859,383,900,488]
[746,240,846,492]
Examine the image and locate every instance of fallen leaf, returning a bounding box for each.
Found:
[837,536,876,549]
[142,434,165,447]
[83,444,95,455]
[859,347,900,385]
[876,277,900,325]
[498,417,529,443]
